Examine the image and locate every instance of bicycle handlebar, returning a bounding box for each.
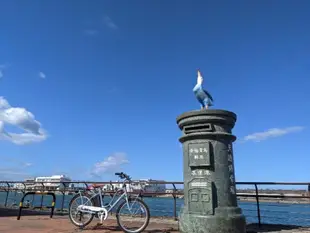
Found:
[115,172,131,181]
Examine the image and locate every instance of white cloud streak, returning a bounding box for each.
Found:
[0,168,32,181]
[0,96,47,145]
[23,162,33,167]
[0,63,9,78]
[83,29,99,36]
[103,16,118,30]
[0,159,33,181]
[241,126,304,143]
[38,71,46,79]
[91,152,129,177]
[2,157,33,167]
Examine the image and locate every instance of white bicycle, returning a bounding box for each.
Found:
[68,172,150,233]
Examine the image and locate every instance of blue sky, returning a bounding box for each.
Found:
[0,0,309,185]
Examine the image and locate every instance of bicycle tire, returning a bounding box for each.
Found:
[68,193,95,228]
[116,197,150,233]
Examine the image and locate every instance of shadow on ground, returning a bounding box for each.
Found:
[0,207,66,217]
[246,223,309,233]
[82,222,309,233]
[84,223,177,233]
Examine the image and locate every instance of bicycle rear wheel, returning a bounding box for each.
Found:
[68,193,94,228]
[116,198,150,233]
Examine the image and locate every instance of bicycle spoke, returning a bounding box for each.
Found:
[117,199,150,233]
[69,194,94,227]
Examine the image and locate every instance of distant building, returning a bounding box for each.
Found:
[14,178,35,190]
[34,175,72,191]
[137,179,166,194]
[102,179,166,196]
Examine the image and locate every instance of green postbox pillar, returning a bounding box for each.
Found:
[177,109,246,233]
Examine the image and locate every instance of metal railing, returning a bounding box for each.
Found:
[1,181,310,227]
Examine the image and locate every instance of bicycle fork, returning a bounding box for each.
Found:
[125,197,145,216]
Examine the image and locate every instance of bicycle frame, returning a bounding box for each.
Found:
[77,181,138,215]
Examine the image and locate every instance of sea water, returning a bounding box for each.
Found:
[1,192,310,226]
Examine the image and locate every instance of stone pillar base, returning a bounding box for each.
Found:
[179,206,246,233]
[177,109,246,233]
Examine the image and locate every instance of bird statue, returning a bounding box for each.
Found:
[193,70,214,109]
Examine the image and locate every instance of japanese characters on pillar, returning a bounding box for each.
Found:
[189,142,211,178]
[191,169,210,176]
[227,143,236,195]
[187,142,213,215]
[189,142,211,167]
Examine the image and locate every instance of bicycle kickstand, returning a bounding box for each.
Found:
[99,213,104,224]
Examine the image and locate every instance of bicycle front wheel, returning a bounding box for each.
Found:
[116,198,150,233]
[68,193,94,228]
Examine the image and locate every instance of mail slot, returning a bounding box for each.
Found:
[184,123,213,134]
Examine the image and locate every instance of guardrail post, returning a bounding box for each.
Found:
[17,191,29,220]
[4,182,10,207]
[22,183,26,193]
[31,194,34,206]
[50,192,56,218]
[61,190,65,214]
[40,194,44,209]
[40,183,44,209]
[254,184,261,227]
[172,184,177,221]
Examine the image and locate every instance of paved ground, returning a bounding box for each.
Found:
[0,207,178,232]
[2,215,310,233]
[0,215,178,233]
[1,208,310,232]
[246,224,310,233]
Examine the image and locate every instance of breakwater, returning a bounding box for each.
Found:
[1,192,310,227]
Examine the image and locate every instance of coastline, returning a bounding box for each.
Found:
[155,195,310,204]
[238,197,310,204]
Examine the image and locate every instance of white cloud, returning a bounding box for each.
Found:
[0,168,32,181]
[0,97,10,109]
[0,121,10,137]
[107,87,119,93]
[91,152,129,177]
[83,29,99,36]
[23,162,32,167]
[38,71,46,79]
[0,169,28,175]
[103,16,118,30]
[241,126,304,143]
[0,96,47,145]
[0,158,33,180]
[2,157,33,167]
[0,63,9,78]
